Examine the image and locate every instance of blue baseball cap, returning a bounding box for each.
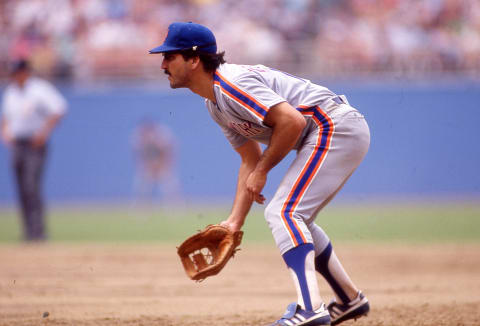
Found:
[149,22,217,54]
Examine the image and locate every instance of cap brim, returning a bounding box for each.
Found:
[149,44,181,54]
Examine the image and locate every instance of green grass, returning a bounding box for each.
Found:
[0,200,479,244]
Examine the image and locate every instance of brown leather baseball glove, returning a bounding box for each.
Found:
[177,224,243,281]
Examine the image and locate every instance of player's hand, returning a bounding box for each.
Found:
[246,170,267,204]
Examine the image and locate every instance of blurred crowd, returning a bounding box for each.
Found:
[1,0,479,81]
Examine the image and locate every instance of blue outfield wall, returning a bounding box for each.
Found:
[0,79,479,204]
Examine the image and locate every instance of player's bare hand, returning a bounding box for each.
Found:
[246,170,267,204]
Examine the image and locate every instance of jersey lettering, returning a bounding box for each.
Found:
[229,121,263,137]
[243,65,268,73]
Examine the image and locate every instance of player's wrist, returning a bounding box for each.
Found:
[223,217,243,232]
[253,163,269,175]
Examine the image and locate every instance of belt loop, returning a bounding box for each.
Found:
[332,96,343,105]
[339,95,349,105]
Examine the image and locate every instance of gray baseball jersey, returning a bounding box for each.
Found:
[206,63,370,255]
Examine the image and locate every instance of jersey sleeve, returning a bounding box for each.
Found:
[215,73,285,125]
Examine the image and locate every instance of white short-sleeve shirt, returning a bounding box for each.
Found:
[1,77,67,139]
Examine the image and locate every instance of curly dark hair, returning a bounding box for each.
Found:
[179,50,226,73]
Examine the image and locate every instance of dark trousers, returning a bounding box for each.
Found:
[11,139,48,241]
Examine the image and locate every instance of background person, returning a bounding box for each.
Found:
[131,118,180,207]
[0,59,67,242]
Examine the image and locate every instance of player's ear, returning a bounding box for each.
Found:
[189,55,201,70]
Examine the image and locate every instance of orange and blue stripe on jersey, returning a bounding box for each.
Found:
[214,71,269,120]
[280,105,335,247]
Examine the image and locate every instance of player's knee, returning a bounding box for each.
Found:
[264,201,281,231]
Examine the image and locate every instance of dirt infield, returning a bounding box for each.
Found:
[0,243,479,326]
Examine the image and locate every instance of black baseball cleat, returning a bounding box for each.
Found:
[327,291,369,326]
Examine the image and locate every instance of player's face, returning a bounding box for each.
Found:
[161,53,192,89]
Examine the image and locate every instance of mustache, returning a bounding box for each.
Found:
[164,70,171,76]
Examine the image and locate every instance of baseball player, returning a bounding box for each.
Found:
[150,22,370,326]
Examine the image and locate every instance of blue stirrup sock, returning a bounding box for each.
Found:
[282,243,321,311]
[314,242,350,304]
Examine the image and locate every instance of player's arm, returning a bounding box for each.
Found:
[247,101,306,203]
[221,139,262,232]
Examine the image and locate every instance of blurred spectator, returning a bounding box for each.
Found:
[0,59,67,242]
[131,118,181,206]
[0,0,479,80]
